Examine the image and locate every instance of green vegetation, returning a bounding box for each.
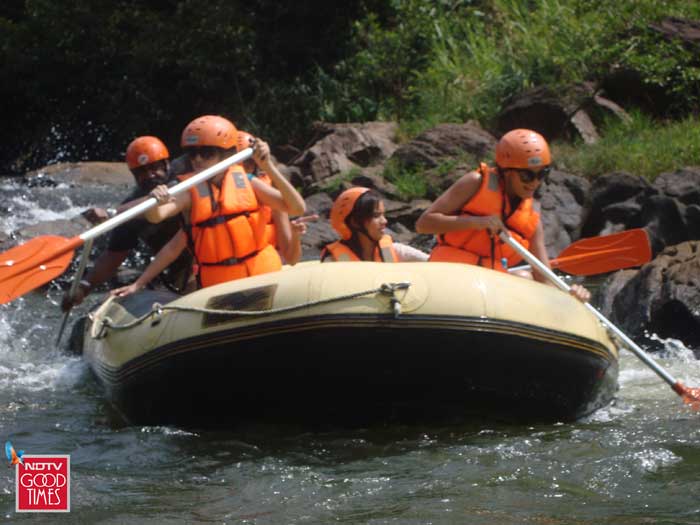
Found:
[382,159,428,200]
[2,0,700,177]
[333,0,700,128]
[554,113,700,180]
[320,168,360,194]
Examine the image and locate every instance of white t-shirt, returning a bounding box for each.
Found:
[393,242,429,262]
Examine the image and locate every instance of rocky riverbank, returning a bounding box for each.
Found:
[3,120,699,350]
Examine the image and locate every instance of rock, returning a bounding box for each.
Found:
[649,17,700,48]
[609,241,700,349]
[384,199,431,230]
[25,162,132,186]
[300,220,337,260]
[291,122,399,187]
[14,216,93,241]
[495,83,630,144]
[277,164,304,190]
[272,144,301,165]
[391,122,496,170]
[421,164,472,200]
[595,269,638,319]
[579,168,700,253]
[537,170,590,256]
[580,172,656,237]
[349,173,400,200]
[303,192,334,219]
[640,195,689,254]
[652,167,700,205]
[600,68,670,118]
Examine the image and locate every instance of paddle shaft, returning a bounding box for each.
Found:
[56,237,94,346]
[499,232,679,388]
[0,148,254,304]
[79,147,253,243]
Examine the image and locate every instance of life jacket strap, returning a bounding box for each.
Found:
[199,249,260,267]
[194,210,251,229]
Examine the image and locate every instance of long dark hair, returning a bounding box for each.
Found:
[343,189,383,256]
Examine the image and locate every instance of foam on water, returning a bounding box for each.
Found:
[3,192,85,234]
[0,302,84,394]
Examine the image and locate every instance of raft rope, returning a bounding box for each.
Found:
[94,281,412,336]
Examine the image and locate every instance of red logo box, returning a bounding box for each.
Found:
[15,455,70,512]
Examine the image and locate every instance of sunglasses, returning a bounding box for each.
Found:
[186,146,220,160]
[513,165,551,183]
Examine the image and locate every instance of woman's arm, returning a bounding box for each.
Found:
[272,210,295,265]
[251,140,305,216]
[528,222,551,285]
[110,230,188,297]
[393,242,429,262]
[144,185,190,223]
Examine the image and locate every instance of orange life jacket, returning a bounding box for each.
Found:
[321,235,398,262]
[430,163,539,271]
[187,165,281,287]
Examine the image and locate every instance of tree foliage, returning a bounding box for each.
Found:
[1,0,699,173]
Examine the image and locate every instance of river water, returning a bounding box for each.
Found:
[1,177,699,524]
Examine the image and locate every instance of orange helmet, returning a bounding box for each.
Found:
[495,129,551,170]
[330,187,370,240]
[181,115,238,149]
[125,136,169,169]
[236,130,255,152]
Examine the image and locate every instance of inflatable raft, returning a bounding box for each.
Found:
[82,261,619,427]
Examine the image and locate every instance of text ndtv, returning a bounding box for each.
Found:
[15,455,70,512]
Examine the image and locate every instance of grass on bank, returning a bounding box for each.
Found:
[371,0,700,135]
[554,113,700,181]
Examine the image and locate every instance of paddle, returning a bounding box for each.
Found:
[55,237,94,347]
[500,231,700,409]
[509,228,651,276]
[0,148,253,305]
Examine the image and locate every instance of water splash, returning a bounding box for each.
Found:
[0,299,84,394]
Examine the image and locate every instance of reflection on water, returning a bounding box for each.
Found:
[0,177,699,523]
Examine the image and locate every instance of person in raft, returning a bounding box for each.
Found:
[61,136,194,310]
[320,187,429,262]
[112,115,305,295]
[236,130,317,265]
[414,128,590,302]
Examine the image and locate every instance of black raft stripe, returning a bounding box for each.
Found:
[89,314,617,386]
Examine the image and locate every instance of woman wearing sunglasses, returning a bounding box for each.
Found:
[140,115,305,289]
[415,128,589,301]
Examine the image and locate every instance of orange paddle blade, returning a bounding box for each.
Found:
[551,229,651,276]
[0,235,82,304]
[674,382,700,410]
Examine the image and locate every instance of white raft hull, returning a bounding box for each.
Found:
[83,261,619,427]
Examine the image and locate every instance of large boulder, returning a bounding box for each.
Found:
[391,122,496,170]
[291,122,399,190]
[25,162,132,186]
[495,83,630,144]
[649,17,700,49]
[580,172,656,237]
[607,241,700,349]
[537,170,590,256]
[581,168,700,253]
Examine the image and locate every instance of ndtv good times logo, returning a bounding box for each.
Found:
[6,441,70,513]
